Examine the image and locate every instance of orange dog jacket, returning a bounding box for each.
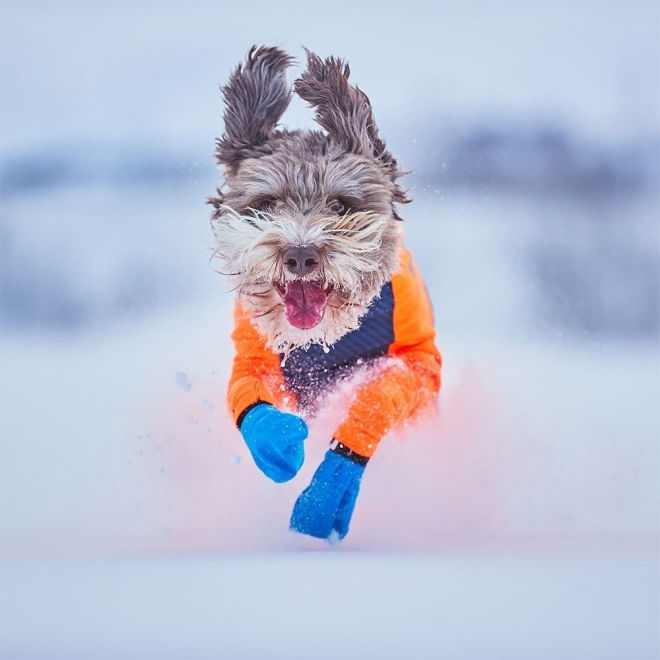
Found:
[228,247,442,458]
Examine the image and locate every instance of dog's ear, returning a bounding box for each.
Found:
[295,49,411,205]
[216,46,294,170]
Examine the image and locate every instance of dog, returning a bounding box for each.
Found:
[210,46,442,541]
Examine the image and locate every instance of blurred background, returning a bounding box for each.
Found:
[1,1,659,658]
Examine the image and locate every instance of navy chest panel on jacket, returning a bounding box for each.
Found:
[280,282,394,409]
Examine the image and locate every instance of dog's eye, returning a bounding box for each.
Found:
[328,200,347,215]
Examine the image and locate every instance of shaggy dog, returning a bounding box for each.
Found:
[210,46,441,541]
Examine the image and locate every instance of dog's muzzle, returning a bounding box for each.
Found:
[275,245,331,330]
[283,245,320,276]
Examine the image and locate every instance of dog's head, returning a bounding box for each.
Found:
[210,46,410,353]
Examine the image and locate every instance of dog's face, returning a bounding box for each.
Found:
[210,47,410,353]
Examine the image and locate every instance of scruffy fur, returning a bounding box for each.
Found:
[210,46,410,354]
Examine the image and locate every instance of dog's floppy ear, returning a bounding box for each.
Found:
[295,49,410,205]
[216,46,294,170]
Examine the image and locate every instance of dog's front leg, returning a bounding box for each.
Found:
[290,351,441,540]
[240,403,307,483]
[228,301,307,481]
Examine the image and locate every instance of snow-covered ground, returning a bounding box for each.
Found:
[1,194,658,657]
[1,195,658,558]
[2,1,659,657]
[1,326,658,657]
[2,551,658,659]
[1,261,658,657]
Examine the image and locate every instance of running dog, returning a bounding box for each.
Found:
[210,46,442,540]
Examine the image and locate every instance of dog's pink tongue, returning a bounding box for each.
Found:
[283,281,328,329]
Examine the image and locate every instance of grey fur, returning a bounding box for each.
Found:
[211,46,410,353]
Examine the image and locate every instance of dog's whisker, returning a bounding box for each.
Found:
[245,289,273,298]
[254,304,280,319]
[216,269,243,277]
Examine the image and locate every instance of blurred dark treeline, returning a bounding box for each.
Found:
[416,124,659,198]
[1,121,658,338]
[2,124,658,198]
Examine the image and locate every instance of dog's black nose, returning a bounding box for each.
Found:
[283,245,321,276]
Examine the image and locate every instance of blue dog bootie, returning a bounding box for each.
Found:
[290,446,367,540]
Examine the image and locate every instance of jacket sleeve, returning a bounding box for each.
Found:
[333,249,442,457]
[227,300,295,426]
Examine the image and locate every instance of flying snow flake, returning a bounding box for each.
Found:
[175,371,191,392]
[229,454,241,467]
[327,530,341,546]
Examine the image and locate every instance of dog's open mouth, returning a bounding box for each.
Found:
[275,281,332,329]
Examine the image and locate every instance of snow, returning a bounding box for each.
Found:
[1,196,658,655]
[1,295,658,657]
[175,371,192,392]
[2,551,658,659]
[1,0,659,657]
[2,297,657,555]
[2,196,658,657]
